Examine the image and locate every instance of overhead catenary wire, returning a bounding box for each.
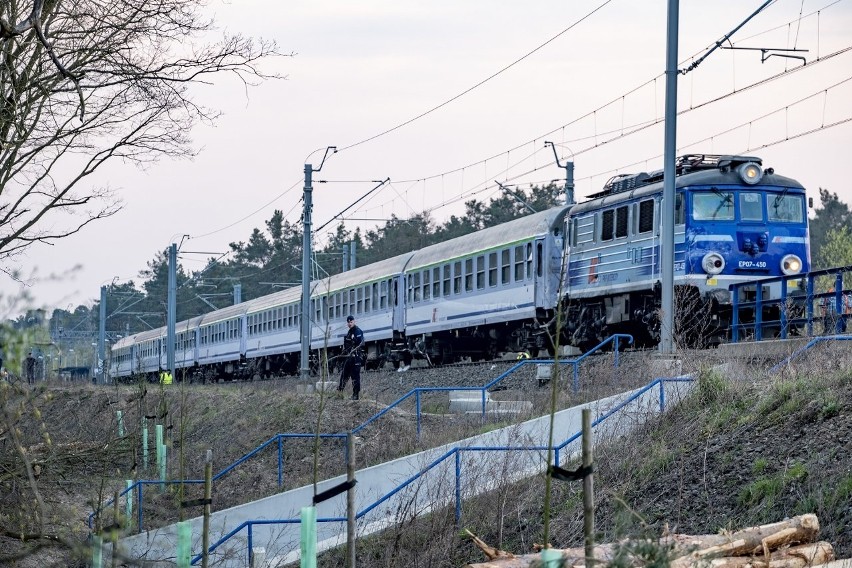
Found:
[335,0,616,153]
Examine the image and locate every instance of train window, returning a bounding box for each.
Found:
[454,261,462,294]
[412,272,421,302]
[615,206,628,238]
[393,279,398,307]
[675,193,684,225]
[501,249,511,284]
[536,242,543,277]
[324,297,331,320]
[465,259,473,292]
[380,280,388,309]
[514,246,524,281]
[364,286,371,313]
[357,286,364,313]
[433,267,441,298]
[372,283,379,311]
[601,210,614,241]
[476,256,485,289]
[740,192,763,221]
[526,243,533,279]
[423,270,431,300]
[488,252,497,287]
[692,191,734,220]
[768,193,804,223]
[349,289,356,313]
[638,200,654,233]
[443,265,451,296]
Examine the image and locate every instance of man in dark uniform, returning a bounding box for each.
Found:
[338,315,364,400]
[25,352,36,385]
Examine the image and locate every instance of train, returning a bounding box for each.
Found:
[110,154,810,381]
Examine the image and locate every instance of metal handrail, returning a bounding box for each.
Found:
[729,264,852,342]
[91,334,632,535]
[194,375,689,566]
[768,335,852,373]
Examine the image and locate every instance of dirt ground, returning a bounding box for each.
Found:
[3,349,851,566]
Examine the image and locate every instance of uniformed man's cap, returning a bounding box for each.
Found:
[346,315,354,322]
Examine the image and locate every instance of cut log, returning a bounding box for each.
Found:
[665,514,820,558]
[468,542,835,568]
[671,542,834,568]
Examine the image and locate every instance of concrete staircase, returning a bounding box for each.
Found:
[111,379,694,567]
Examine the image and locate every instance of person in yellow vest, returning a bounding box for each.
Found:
[159,370,173,384]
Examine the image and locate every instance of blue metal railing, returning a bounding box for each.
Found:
[90,334,632,535]
[768,335,852,373]
[193,374,691,566]
[729,264,852,342]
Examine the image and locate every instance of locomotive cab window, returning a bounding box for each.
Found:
[692,191,734,221]
[675,193,685,225]
[740,192,763,221]
[768,193,804,223]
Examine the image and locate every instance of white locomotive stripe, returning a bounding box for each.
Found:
[691,235,735,242]
[771,236,807,243]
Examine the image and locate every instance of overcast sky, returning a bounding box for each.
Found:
[4,0,852,317]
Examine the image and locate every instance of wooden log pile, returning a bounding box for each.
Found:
[466,514,851,568]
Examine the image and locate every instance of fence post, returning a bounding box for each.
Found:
[780,279,789,339]
[142,424,149,470]
[137,483,144,532]
[573,362,579,392]
[116,410,124,437]
[346,432,356,568]
[416,390,421,440]
[659,380,665,413]
[111,490,120,568]
[731,285,740,343]
[454,450,462,525]
[125,480,133,531]
[755,284,764,341]
[278,436,284,489]
[581,409,595,567]
[202,450,212,568]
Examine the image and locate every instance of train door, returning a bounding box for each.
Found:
[391,275,405,333]
[534,238,548,308]
[239,315,247,360]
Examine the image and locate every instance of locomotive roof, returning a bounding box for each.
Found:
[570,167,805,216]
[407,205,571,270]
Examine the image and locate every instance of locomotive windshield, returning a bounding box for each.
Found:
[768,193,805,223]
[692,191,734,220]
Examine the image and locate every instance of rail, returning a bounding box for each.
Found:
[89,334,632,534]
[193,375,691,566]
[729,264,852,342]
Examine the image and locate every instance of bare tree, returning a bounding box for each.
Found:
[0,0,284,266]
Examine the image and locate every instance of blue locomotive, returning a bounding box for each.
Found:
[109,154,810,381]
[563,154,809,349]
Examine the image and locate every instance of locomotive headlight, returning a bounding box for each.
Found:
[702,252,725,275]
[781,254,802,275]
[738,162,763,185]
